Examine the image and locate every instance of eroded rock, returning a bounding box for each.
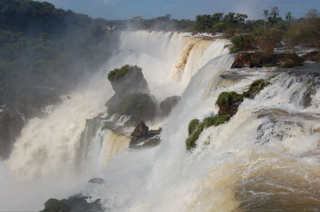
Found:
[160,95,181,117]
[105,65,157,125]
[231,52,304,68]
[40,194,103,212]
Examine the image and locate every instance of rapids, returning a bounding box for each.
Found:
[1,30,320,211]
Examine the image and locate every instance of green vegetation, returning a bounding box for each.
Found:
[186,124,205,151]
[41,198,70,212]
[0,0,111,118]
[186,78,272,151]
[267,74,279,80]
[203,114,230,128]
[185,114,230,151]
[230,34,255,53]
[244,79,271,98]
[119,93,156,119]
[216,91,244,107]
[188,119,200,135]
[306,79,315,85]
[108,65,141,81]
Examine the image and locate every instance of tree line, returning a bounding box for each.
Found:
[128,7,320,52]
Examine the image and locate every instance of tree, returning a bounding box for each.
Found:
[263,9,269,32]
[285,12,294,28]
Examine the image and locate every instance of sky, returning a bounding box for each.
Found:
[39,0,319,20]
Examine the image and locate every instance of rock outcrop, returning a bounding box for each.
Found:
[231,52,304,68]
[301,51,320,62]
[160,95,181,117]
[216,91,244,118]
[105,65,157,124]
[40,194,103,212]
[186,77,272,151]
[130,121,161,148]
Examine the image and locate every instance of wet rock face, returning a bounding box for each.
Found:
[40,194,104,212]
[231,52,304,68]
[88,178,105,184]
[160,95,181,117]
[108,65,150,95]
[0,108,25,159]
[216,91,244,118]
[130,121,161,148]
[105,65,157,124]
[301,51,320,62]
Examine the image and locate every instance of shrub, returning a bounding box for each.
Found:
[256,29,283,54]
[203,114,230,128]
[186,124,204,151]
[107,65,141,81]
[119,93,156,120]
[188,119,200,135]
[185,115,229,151]
[230,34,255,53]
[216,91,244,107]
[243,79,271,98]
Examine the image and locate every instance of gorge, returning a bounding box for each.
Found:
[1,30,320,211]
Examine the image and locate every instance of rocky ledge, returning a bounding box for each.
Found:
[231,52,304,69]
[40,194,103,212]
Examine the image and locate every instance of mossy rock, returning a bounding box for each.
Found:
[186,124,204,151]
[188,119,200,135]
[216,91,244,117]
[107,64,141,81]
[185,114,229,151]
[119,93,156,122]
[216,91,244,107]
[244,79,270,98]
[203,114,230,128]
[41,198,71,212]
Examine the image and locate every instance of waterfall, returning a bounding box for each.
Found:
[2,30,320,211]
[108,30,229,100]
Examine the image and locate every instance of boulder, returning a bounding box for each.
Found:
[88,178,105,184]
[130,121,161,147]
[231,52,304,68]
[131,121,149,138]
[105,65,157,124]
[40,194,103,212]
[160,96,181,117]
[216,91,244,118]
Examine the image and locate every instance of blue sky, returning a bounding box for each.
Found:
[40,0,319,20]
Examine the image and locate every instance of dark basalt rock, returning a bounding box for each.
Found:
[40,194,104,212]
[130,121,161,147]
[231,52,304,68]
[160,95,181,117]
[105,65,157,125]
[301,51,320,62]
[88,178,105,184]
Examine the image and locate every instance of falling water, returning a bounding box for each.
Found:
[1,30,320,211]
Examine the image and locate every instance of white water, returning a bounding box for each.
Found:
[2,30,320,211]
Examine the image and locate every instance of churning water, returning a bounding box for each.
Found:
[1,30,320,211]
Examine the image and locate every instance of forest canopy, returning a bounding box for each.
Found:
[0,0,111,117]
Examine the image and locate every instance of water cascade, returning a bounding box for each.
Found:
[1,30,320,211]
